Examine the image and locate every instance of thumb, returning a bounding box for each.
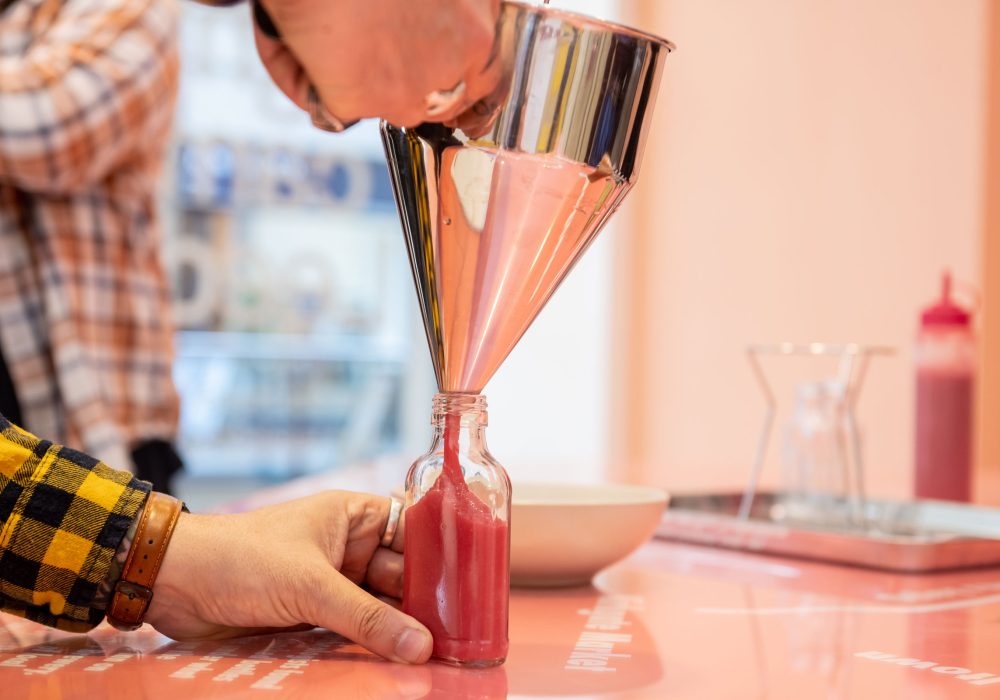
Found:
[312,570,433,664]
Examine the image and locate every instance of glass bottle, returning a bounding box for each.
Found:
[403,392,511,667]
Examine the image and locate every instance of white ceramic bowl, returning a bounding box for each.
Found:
[510,482,668,587]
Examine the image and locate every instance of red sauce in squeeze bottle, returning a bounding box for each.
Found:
[404,393,510,666]
[914,272,976,502]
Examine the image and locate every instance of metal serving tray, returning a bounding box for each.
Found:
[657,491,1000,573]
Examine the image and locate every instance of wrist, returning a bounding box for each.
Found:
[146,511,238,639]
[144,511,199,630]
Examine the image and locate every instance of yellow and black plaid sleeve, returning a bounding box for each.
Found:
[0,415,150,632]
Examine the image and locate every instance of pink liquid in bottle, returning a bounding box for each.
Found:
[404,412,509,666]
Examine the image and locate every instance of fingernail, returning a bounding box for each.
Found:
[394,627,431,664]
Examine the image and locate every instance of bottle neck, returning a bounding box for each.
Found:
[431,392,488,429]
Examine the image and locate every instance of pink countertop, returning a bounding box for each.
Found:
[3,536,1000,698]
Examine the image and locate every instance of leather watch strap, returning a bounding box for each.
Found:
[107,492,184,631]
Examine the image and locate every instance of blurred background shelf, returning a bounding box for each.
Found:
[176,330,409,364]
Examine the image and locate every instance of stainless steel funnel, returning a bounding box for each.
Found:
[382,1,672,393]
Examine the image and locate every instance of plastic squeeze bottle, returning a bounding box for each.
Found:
[914,272,975,502]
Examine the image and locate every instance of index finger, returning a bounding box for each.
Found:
[253,24,310,111]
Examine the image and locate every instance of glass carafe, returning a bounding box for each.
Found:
[781,380,850,526]
[403,392,511,667]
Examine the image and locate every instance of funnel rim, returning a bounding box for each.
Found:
[505,0,675,51]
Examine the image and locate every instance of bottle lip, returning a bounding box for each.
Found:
[432,392,488,423]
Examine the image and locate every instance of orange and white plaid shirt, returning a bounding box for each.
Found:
[0,0,181,472]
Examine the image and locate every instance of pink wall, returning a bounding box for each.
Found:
[612,0,990,499]
[980,2,1000,483]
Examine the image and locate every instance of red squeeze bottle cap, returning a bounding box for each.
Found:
[921,271,970,327]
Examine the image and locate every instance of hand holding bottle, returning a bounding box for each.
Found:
[145,491,433,664]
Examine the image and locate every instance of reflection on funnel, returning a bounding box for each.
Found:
[381,1,672,392]
[389,139,622,393]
